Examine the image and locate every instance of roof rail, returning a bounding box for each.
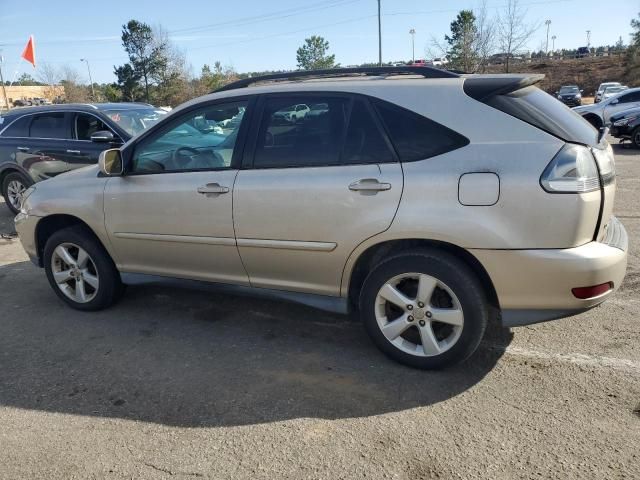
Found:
[213,66,460,93]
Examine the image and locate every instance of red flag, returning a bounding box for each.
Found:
[21,35,36,68]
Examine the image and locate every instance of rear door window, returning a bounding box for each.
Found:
[343,100,394,164]
[29,113,70,139]
[374,100,469,162]
[253,96,349,168]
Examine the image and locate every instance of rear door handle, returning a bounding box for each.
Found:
[66,149,82,154]
[197,183,229,195]
[17,146,29,152]
[349,178,392,192]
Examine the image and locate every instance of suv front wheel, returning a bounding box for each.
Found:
[43,226,125,311]
[359,250,488,369]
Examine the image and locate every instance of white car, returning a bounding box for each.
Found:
[601,85,628,102]
[594,82,621,103]
[574,87,640,129]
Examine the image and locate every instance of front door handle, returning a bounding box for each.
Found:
[349,178,392,193]
[66,149,82,154]
[197,183,229,195]
[17,146,29,152]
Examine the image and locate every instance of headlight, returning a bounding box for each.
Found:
[540,144,600,193]
[19,186,36,214]
[575,94,582,98]
[592,142,615,186]
[613,116,636,126]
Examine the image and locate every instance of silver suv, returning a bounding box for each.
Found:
[14,67,628,369]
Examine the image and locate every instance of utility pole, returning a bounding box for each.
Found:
[551,35,556,54]
[545,19,551,54]
[80,58,95,101]
[409,28,416,63]
[377,0,382,66]
[0,54,9,112]
[586,30,591,47]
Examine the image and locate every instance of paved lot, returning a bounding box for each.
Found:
[0,142,638,479]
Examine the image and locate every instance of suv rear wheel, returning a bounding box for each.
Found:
[43,226,124,311]
[359,250,488,369]
[2,172,32,215]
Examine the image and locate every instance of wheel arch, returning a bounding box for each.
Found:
[0,164,33,189]
[345,238,500,313]
[35,214,109,268]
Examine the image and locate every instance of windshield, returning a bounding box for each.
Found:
[103,108,168,136]
[604,87,625,95]
[599,83,620,92]
[559,86,579,94]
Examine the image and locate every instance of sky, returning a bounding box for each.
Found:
[0,0,636,84]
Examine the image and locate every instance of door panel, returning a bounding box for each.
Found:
[233,162,403,295]
[104,170,248,284]
[103,100,251,284]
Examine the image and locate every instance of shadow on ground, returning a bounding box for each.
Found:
[0,260,512,428]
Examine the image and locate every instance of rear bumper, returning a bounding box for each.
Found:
[471,217,628,326]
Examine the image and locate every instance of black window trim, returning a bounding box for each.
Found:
[123,95,255,176]
[243,91,400,171]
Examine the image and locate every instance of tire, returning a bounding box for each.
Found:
[43,225,125,311]
[359,249,488,370]
[632,126,640,149]
[2,172,32,215]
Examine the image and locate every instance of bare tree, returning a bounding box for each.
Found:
[475,0,496,72]
[497,0,539,72]
[59,65,90,103]
[36,62,64,101]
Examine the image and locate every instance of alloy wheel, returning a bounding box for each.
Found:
[374,273,464,357]
[51,243,100,303]
[6,180,26,211]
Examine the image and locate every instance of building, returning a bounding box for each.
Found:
[1,85,65,110]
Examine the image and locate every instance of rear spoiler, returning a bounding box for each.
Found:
[463,74,545,101]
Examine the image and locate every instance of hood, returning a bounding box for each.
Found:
[56,164,101,180]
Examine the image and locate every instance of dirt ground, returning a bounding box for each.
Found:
[0,140,638,479]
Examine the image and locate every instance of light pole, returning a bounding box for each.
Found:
[551,35,556,54]
[545,19,551,54]
[586,30,591,48]
[80,58,95,101]
[409,28,416,63]
[377,0,382,66]
[0,53,9,111]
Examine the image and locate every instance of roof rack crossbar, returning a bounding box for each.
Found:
[213,66,459,93]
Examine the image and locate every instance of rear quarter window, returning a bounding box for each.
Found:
[373,100,469,162]
[0,115,31,137]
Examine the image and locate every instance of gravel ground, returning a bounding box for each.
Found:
[0,141,638,479]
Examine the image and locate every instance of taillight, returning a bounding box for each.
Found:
[540,144,600,193]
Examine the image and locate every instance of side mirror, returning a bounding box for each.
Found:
[610,98,619,105]
[555,91,559,94]
[99,149,123,176]
[580,89,584,93]
[91,130,115,143]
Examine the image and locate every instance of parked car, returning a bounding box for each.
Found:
[272,103,309,124]
[601,85,628,102]
[595,82,621,103]
[577,47,591,58]
[556,85,583,106]
[610,107,640,148]
[573,87,640,129]
[428,57,449,67]
[12,99,30,107]
[14,67,626,370]
[0,103,167,213]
